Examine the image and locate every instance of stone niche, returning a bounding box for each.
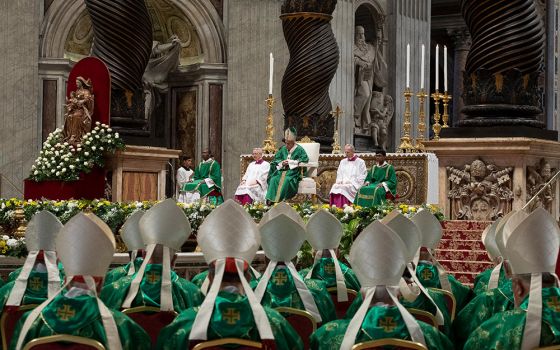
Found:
[425,138,560,220]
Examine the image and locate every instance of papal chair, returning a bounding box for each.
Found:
[327,286,358,319]
[22,335,105,350]
[296,138,320,201]
[122,306,177,347]
[1,304,37,350]
[429,287,457,321]
[407,308,437,328]
[191,338,268,350]
[275,307,317,349]
[352,338,428,350]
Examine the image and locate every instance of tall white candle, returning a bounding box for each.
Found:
[444,45,448,92]
[269,53,274,95]
[420,44,425,89]
[435,45,439,91]
[406,44,410,88]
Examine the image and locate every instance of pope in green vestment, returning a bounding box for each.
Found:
[354,151,397,207]
[103,257,144,287]
[310,304,453,350]
[156,290,303,350]
[416,262,473,312]
[299,257,361,292]
[0,270,56,309]
[10,293,150,350]
[260,266,337,323]
[464,287,560,349]
[100,263,203,313]
[265,136,309,203]
[453,286,514,347]
[182,149,223,204]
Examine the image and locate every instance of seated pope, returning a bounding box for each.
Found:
[156,200,303,350]
[265,127,309,203]
[234,147,271,204]
[329,144,367,208]
[354,149,397,207]
[310,220,452,350]
[182,148,223,205]
[11,213,150,350]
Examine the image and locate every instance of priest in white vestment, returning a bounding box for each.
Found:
[234,148,271,204]
[176,156,194,203]
[329,144,367,207]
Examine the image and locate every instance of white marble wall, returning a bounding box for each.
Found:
[0,1,41,198]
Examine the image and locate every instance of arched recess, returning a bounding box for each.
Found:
[40,0,226,64]
[354,0,386,38]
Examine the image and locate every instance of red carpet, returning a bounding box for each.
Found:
[434,220,493,286]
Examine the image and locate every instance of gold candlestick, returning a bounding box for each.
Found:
[262,94,277,154]
[398,88,415,153]
[431,90,442,140]
[441,91,452,128]
[415,89,428,152]
[330,105,343,154]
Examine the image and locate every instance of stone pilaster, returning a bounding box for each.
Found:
[448,28,471,125]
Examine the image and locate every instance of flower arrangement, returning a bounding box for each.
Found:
[0,235,26,258]
[28,122,125,182]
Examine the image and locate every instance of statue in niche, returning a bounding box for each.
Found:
[447,159,514,220]
[143,35,182,121]
[369,91,394,150]
[353,25,387,134]
[527,158,554,212]
[63,77,94,146]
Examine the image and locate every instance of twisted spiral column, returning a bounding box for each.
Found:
[84,0,153,91]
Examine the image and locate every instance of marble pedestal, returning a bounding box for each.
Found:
[424,138,560,220]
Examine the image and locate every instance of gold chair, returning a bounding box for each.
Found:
[275,307,317,349]
[22,334,105,350]
[352,338,427,350]
[536,346,560,350]
[122,306,177,347]
[429,287,456,321]
[407,308,437,328]
[192,338,264,350]
[1,304,37,350]
[296,138,321,201]
[327,287,358,319]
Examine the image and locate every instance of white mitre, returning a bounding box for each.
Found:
[254,213,322,322]
[120,210,145,276]
[6,211,63,307]
[505,208,560,350]
[122,199,191,312]
[493,210,520,260]
[340,221,426,350]
[15,213,123,350]
[382,210,444,326]
[306,209,348,302]
[190,200,273,342]
[260,201,305,227]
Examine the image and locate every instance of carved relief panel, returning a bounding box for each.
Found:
[447,159,514,220]
[526,158,555,213]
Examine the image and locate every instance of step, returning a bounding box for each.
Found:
[437,260,494,274]
[437,239,486,251]
[441,220,493,231]
[434,249,492,261]
[441,230,485,241]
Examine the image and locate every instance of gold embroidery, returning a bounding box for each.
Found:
[547,296,560,312]
[324,263,336,274]
[223,308,241,325]
[28,277,43,291]
[56,304,76,321]
[146,271,160,284]
[379,317,397,332]
[421,269,433,281]
[273,271,288,286]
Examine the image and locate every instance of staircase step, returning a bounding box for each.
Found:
[441,230,485,241]
[434,249,492,263]
[437,239,486,251]
[437,259,494,273]
[441,220,493,231]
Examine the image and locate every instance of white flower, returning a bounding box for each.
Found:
[92,146,97,151]
[34,170,39,175]
[85,141,91,145]
[95,135,100,139]
[69,165,75,170]
[102,124,108,128]
[115,133,119,138]
[54,151,59,156]
[1,235,8,240]
[96,121,101,125]
[99,146,104,151]
[84,161,89,166]
[56,171,60,176]
[76,143,81,148]
[107,128,112,132]
[77,148,82,152]
[61,168,66,173]
[343,205,354,214]
[6,239,18,247]
[91,130,97,135]
[99,129,105,134]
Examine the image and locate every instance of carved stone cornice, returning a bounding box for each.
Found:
[447,28,471,51]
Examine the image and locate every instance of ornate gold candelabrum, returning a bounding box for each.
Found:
[398,88,415,153]
[14,207,26,237]
[440,91,452,128]
[262,94,277,154]
[415,89,428,152]
[431,90,442,140]
[331,105,342,154]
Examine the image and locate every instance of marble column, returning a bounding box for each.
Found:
[448,28,471,125]
[387,0,431,148]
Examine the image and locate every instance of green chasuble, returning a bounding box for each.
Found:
[182,159,222,199]
[260,266,337,323]
[103,257,144,287]
[8,263,65,283]
[473,265,512,296]
[299,257,361,292]
[416,262,473,312]
[100,264,203,313]
[310,305,453,350]
[10,294,150,350]
[156,290,304,350]
[191,269,259,290]
[265,144,309,203]
[464,287,560,350]
[453,287,514,347]
[354,163,397,207]
[0,271,56,309]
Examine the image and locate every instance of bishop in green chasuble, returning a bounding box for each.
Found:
[354,151,397,207]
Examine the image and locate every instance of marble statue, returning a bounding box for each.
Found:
[369,91,394,150]
[527,158,554,212]
[63,77,94,146]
